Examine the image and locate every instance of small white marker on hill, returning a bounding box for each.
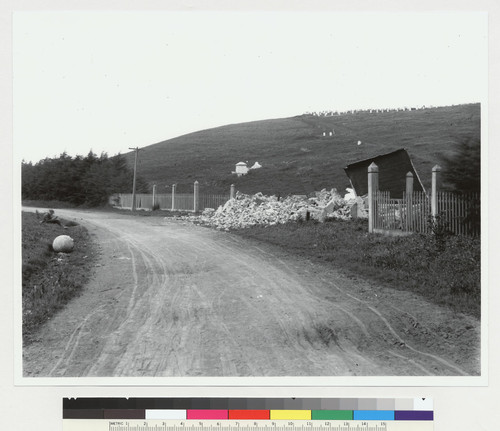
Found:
[357,140,362,145]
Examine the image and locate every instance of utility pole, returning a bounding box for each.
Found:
[128,146,141,211]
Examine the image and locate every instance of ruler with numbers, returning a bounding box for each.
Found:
[63,419,432,431]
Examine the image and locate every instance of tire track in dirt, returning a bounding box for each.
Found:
[85,221,176,376]
[22,209,479,377]
[97,219,378,375]
[46,228,154,376]
[151,225,406,375]
[48,301,109,376]
[203,230,474,376]
[112,219,468,375]
[326,277,469,375]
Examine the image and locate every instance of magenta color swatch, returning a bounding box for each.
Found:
[187,410,229,420]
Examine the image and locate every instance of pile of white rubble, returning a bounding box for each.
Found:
[199,189,352,230]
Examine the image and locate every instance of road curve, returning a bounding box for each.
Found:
[22,208,480,377]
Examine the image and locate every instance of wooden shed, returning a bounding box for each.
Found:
[344,149,425,199]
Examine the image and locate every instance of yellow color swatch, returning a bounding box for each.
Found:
[270,410,311,420]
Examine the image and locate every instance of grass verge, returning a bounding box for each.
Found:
[232,218,480,318]
[22,211,98,344]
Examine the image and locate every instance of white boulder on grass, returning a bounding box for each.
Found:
[53,235,74,253]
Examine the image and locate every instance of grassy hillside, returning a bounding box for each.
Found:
[124,104,480,196]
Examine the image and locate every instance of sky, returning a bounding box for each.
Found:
[13,11,488,163]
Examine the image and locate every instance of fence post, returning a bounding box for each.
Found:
[368,162,379,233]
[152,184,156,209]
[194,181,199,213]
[230,184,235,199]
[431,165,441,220]
[406,171,414,196]
[171,184,176,211]
[406,172,413,231]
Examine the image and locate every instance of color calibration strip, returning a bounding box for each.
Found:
[63,398,433,421]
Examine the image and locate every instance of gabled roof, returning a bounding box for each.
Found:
[344,148,425,199]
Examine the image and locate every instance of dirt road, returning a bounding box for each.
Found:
[22,209,480,377]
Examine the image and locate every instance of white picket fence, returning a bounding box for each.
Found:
[111,182,234,212]
[368,164,480,237]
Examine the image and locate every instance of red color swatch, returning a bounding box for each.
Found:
[228,410,270,420]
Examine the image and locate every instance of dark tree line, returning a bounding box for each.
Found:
[22,151,148,207]
[440,135,481,236]
[441,135,480,194]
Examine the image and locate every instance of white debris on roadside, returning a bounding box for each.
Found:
[342,188,369,219]
[196,189,351,230]
[344,188,356,200]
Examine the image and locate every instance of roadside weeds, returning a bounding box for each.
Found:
[22,212,98,344]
